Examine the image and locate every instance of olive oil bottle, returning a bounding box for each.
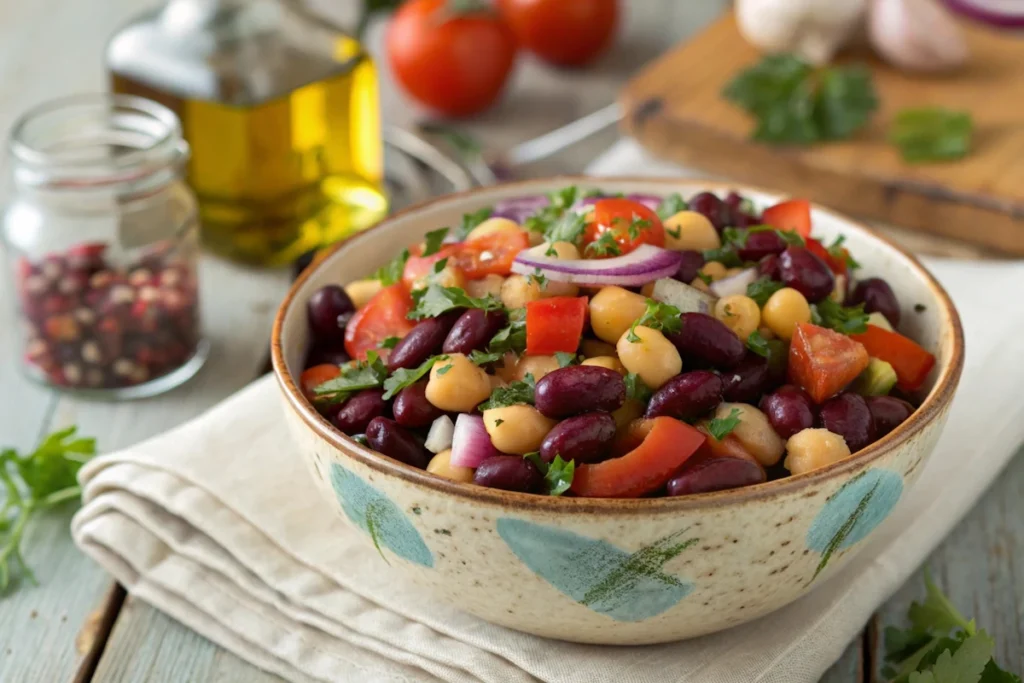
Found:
[107,0,388,267]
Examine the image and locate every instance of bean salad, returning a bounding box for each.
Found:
[297,188,936,498]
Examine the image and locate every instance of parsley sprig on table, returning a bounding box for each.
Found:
[889,108,973,164]
[1,427,97,592]
[723,54,878,145]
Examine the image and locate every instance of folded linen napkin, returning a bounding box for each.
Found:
[73,141,1024,683]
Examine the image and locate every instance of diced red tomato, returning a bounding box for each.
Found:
[571,417,706,498]
[456,229,530,278]
[299,364,340,402]
[851,324,936,392]
[344,284,415,360]
[582,198,665,256]
[806,237,849,275]
[763,199,812,239]
[788,323,870,403]
[402,244,460,289]
[525,296,588,355]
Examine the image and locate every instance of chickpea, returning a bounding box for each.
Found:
[426,449,474,483]
[425,354,492,412]
[580,339,617,358]
[830,273,847,304]
[612,399,645,431]
[508,354,561,381]
[714,403,785,466]
[761,287,811,341]
[784,428,852,475]
[466,217,522,241]
[663,211,721,251]
[582,355,626,375]
[589,286,648,344]
[465,274,505,299]
[616,325,682,390]
[689,277,712,294]
[541,278,580,299]
[483,405,556,455]
[714,295,761,341]
[344,279,382,309]
[533,241,580,260]
[699,261,728,282]
[500,275,544,309]
[414,265,465,291]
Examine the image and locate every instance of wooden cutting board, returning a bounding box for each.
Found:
[620,12,1024,255]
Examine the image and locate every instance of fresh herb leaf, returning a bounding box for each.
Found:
[408,284,503,320]
[697,272,713,285]
[627,299,683,343]
[723,54,878,145]
[421,228,450,257]
[666,225,682,240]
[554,351,577,368]
[828,235,861,271]
[626,217,652,241]
[528,268,548,290]
[624,372,652,403]
[436,363,453,376]
[585,230,622,257]
[890,108,972,163]
[493,418,504,427]
[746,329,771,358]
[702,244,743,268]
[479,373,536,410]
[723,225,804,249]
[747,276,785,307]
[315,352,388,399]
[814,299,869,335]
[455,207,493,240]
[469,349,502,365]
[708,408,743,440]
[382,355,446,399]
[545,244,558,257]
[657,193,688,220]
[378,336,400,350]
[525,186,580,237]
[521,453,575,496]
[907,634,993,683]
[0,427,97,591]
[372,248,409,286]
[488,318,527,355]
[548,186,579,211]
[545,211,588,245]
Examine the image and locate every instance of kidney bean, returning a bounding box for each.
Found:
[688,191,729,231]
[779,247,835,303]
[305,343,350,369]
[366,417,429,468]
[866,396,914,438]
[758,254,780,280]
[738,231,786,262]
[534,365,625,418]
[673,250,705,285]
[393,381,443,427]
[307,285,355,345]
[540,412,617,464]
[760,385,815,440]
[723,191,760,227]
[473,455,543,493]
[668,313,745,369]
[333,389,388,434]
[646,371,723,421]
[443,308,507,355]
[850,278,901,328]
[387,312,459,372]
[667,455,766,496]
[721,353,771,403]
[818,393,874,452]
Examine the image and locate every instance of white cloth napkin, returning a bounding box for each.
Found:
[73,140,1024,683]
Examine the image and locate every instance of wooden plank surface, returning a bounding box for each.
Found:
[621,12,1024,255]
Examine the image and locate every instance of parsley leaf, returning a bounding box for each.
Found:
[747,276,785,307]
[723,54,878,145]
[624,372,652,403]
[479,373,536,410]
[436,363,453,375]
[378,336,400,350]
[522,453,575,496]
[545,212,588,245]
[627,299,683,343]
[554,351,577,368]
[585,230,621,257]
[656,193,688,220]
[528,268,548,289]
[469,349,502,365]
[814,299,870,335]
[723,225,804,249]
[455,207,493,240]
[828,235,861,271]
[545,244,558,257]
[626,217,652,241]
[890,108,972,163]
[408,284,503,320]
[488,318,527,355]
[666,225,682,240]
[314,352,388,400]
[708,408,743,440]
[525,186,580,236]
[372,248,409,286]
[702,244,743,268]
[381,355,446,400]
[421,228,450,257]
[746,329,771,358]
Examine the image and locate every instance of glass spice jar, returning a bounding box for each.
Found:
[1,94,208,398]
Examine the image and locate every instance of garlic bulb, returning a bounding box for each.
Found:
[868,0,969,72]
[737,0,868,65]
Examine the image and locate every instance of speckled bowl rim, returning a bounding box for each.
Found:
[271,176,965,515]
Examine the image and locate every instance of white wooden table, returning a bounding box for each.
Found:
[0,2,1020,682]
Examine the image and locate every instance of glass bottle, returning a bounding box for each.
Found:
[2,94,207,399]
[106,0,388,267]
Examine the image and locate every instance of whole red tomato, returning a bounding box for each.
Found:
[497,0,618,67]
[386,0,517,117]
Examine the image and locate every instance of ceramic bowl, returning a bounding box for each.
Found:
[271,178,963,645]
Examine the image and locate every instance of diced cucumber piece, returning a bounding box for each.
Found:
[851,357,897,396]
[866,311,893,332]
[650,278,716,314]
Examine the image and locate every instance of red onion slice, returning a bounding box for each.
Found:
[944,0,1024,26]
[709,268,758,298]
[450,414,501,468]
[491,195,550,224]
[511,244,683,287]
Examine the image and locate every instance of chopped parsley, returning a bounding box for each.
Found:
[625,216,652,241]
[493,418,504,427]
[525,186,580,236]
[408,284,503,320]
[523,453,575,496]
[702,244,743,268]
[814,299,870,335]
[381,355,447,400]
[544,244,558,257]
[746,276,785,307]
[627,299,683,343]
[746,329,771,358]
[554,351,577,368]
[889,107,972,163]
[468,349,502,365]
[488,317,527,355]
[828,235,860,271]
[378,336,400,350]
[722,225,804,248]
[455,207,493,240]
[436,363,453,375]
[624,372,652,403]
[528,268,548,289]
[666,225,682,240]
[545,212,588,245]
[656,193,688,220]
[314,352,388,401]
[371,248,409,286]
[708,408,743,440]
[479,373,536,410]
[585,230,622,257]
[421,228,449,257]
[696,272,713,285]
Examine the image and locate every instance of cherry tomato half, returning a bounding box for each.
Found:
[583,198,665,257]
[456,229,530,278]
[299,364,341,402]
[344,284,415,360]
[497,0,618,67]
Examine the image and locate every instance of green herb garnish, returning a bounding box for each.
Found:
[421,228,450,257]
[523,453,575,496]
[746,276,786,307]
[488,318,527,355]
[468,349,502,365]
[889,108,972,163]
[814,299,870,335]
[372,248,409,286]
[723,54,878,145]
[436,363,452,376]
[479,373,536,410]
[525,186,580,236]
[624,372,652,403]
[627,299,683,343]
[554,351,577,368]
[545,212,588,245]
[723,225,804,248]
[314,352,388,402]
[381,355,447,400]
[746,329,771,358]
[656,193,688,220]
[408,284,503,320]
[528,268,548,290]
[666,225,682,240]
[708,408,743,441]
[378,336,400,350]
[584,230,622,257]
[696,272,713,285]
[455,207,493,240]
[545,244,558,257]
[626,217,652,241]
[702,244,743,268]
[828,235,860,271]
